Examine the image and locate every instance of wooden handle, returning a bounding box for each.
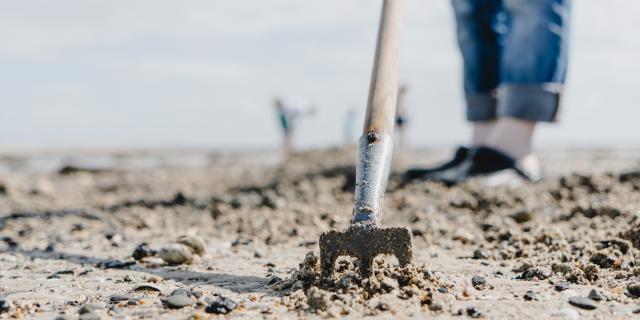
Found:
[363,0,404,136]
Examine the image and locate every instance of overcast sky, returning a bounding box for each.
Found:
[1,0,639,150]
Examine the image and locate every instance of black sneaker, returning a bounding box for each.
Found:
[429,146,541,185]
[403,146,469,183]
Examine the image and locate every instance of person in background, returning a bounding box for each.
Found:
[273,97,316,155]
[406,0,571,184]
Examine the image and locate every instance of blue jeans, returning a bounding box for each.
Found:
[452,0,571,122]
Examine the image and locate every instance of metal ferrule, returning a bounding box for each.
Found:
[351,132,393,227]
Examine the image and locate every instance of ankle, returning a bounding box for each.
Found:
[484,118,536,160]
[471,121,496,146]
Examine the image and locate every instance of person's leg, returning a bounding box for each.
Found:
[471,121,496,146]
[451,0,505,145]
[403,1,504,183]
[487,0,571,158]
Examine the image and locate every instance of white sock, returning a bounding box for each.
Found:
[471,121,496,146]
[484,117,536,160]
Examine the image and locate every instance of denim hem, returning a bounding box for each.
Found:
[466,93,497,122]
[496,84,562,122]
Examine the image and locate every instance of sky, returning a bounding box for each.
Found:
[0,0,639,150]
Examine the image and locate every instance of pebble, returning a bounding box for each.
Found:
[568,296,597,310]
[588,288,604,301]
[79,303,103,314]
[471,276,487,290]
[627,283,640,297]
[158,244,194,265]
[524,291,536,301]
[166,294,194,309]
[511,210,533,223]
[109,294,131,303]
[134,285,161,293]
[472,249,489,259]
[555,281,570,291]
[176,235,206,255]
[97,259,136,269]
[54,316,75,320]
[127,299,139,306]
[131,243,156,260]
[207,297,236,314]
[516,267,552,281]
[170,288,192,297]
[466,306,482,318]
[0,298,12,313]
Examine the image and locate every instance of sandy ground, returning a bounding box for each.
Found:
[2,148,640,319]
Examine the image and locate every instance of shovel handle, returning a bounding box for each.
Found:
[363,0,404,137]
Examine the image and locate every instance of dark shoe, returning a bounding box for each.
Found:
[403,146,469,183]
[430,146,540,185]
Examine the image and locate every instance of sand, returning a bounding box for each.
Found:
[1,148,640,319]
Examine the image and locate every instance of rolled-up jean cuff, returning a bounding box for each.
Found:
[466,94,497,122]
[496,84,562,122]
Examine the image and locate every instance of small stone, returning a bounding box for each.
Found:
[472,249,489,259]
[54,316,75,320]
[376,302,390,311]
[568,296,597,310]
[166,295,194,309]
[158,244,193,265]
[634,308,640,314]
[511,210,533,223]
[524,291,536,301]
[127,299,139,306]
[97,259,136,269]
[176,235,206,255]
[466,306,482,318]
[132,243,156,260]
[0,298,12,313]
[516,267,552,281]
[205,297,238,314]
[471,276,487,290]
[134,285,161,293]
[79,303,103,314]
[170,288,192,297]
[627,283,640,297]
[555,282,570,291]
[109,294,130,303]
[588,288,604,301]
[590,253,617,269]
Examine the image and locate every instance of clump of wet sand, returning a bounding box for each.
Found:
[275,251,447,316]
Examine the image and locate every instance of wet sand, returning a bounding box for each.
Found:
[1,148,640,319]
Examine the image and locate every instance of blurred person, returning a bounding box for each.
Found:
[395,85,410,154]
[273,97,316,154]
[406,0,571,183]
